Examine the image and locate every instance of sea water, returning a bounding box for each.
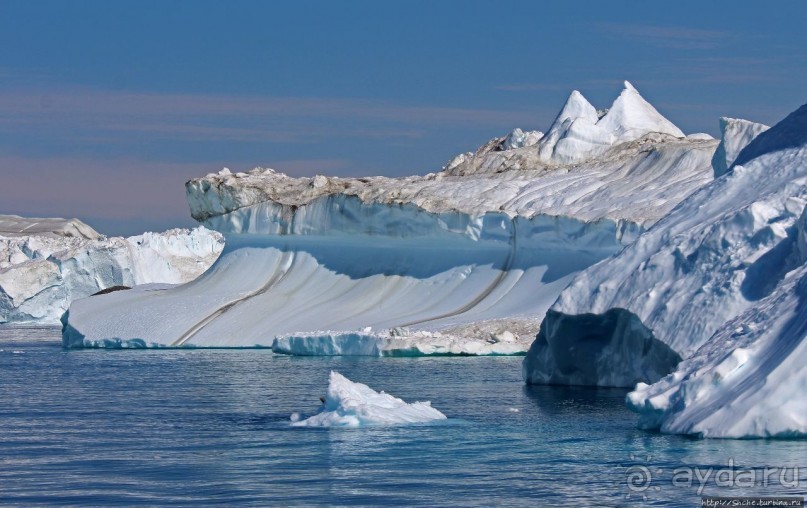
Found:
[0,327,804,506]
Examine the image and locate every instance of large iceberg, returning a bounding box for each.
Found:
[290,371,447,427]
[63,82,717,352]
[0,216,223,324]
[526,103,807,437]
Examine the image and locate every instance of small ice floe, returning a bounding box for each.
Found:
[290,371,447,428]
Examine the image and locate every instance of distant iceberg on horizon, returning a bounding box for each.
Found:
[0,215,223,325]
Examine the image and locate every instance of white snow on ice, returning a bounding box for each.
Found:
[527,102,807,438]
[290,371,447,427]
[1,218,223,324]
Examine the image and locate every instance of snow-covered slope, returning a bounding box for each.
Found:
[0,222,224,324]
[290,371,447,427]
[627,249,807,438]
[63,82,716,351]
[524,104,806,396]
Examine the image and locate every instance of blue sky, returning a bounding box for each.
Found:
[1,1,805,235]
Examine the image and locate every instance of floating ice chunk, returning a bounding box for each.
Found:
[290,371,447,428]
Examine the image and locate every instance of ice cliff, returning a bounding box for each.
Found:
[711,117,770,178]
[63,82,717,353]
[525,103,807,437]
[0,216,223,324]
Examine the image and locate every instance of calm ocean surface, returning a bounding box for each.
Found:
[1,327,804,506]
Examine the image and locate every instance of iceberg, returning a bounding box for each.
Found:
[63,82,717,352]
[290,371,447,427]
[0,216,224,324]
[0,214,101,240]
[526,102,807,437]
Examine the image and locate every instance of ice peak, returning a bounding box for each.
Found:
[596,81,684,141]
[537,90,599,161]
[555,90,598,125]
[536,81,685,164]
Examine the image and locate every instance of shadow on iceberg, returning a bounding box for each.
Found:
[740,225,799,302]
[523,308,682,388]
[219,206,622,282]
[731,104,807,169]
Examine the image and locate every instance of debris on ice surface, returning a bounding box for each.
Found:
[273,328,531,357]
[0,214,101,240]
[501,128,543,150]
[291,371,447,427]
[185,81,713,227]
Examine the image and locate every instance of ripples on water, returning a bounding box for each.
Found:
[0,327,805,506]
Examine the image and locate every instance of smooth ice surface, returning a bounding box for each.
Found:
[1,223,223,324]
[63,229,614,349]
[64,83,716,351]
[528,103,807,437]
[290,371,447,427]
